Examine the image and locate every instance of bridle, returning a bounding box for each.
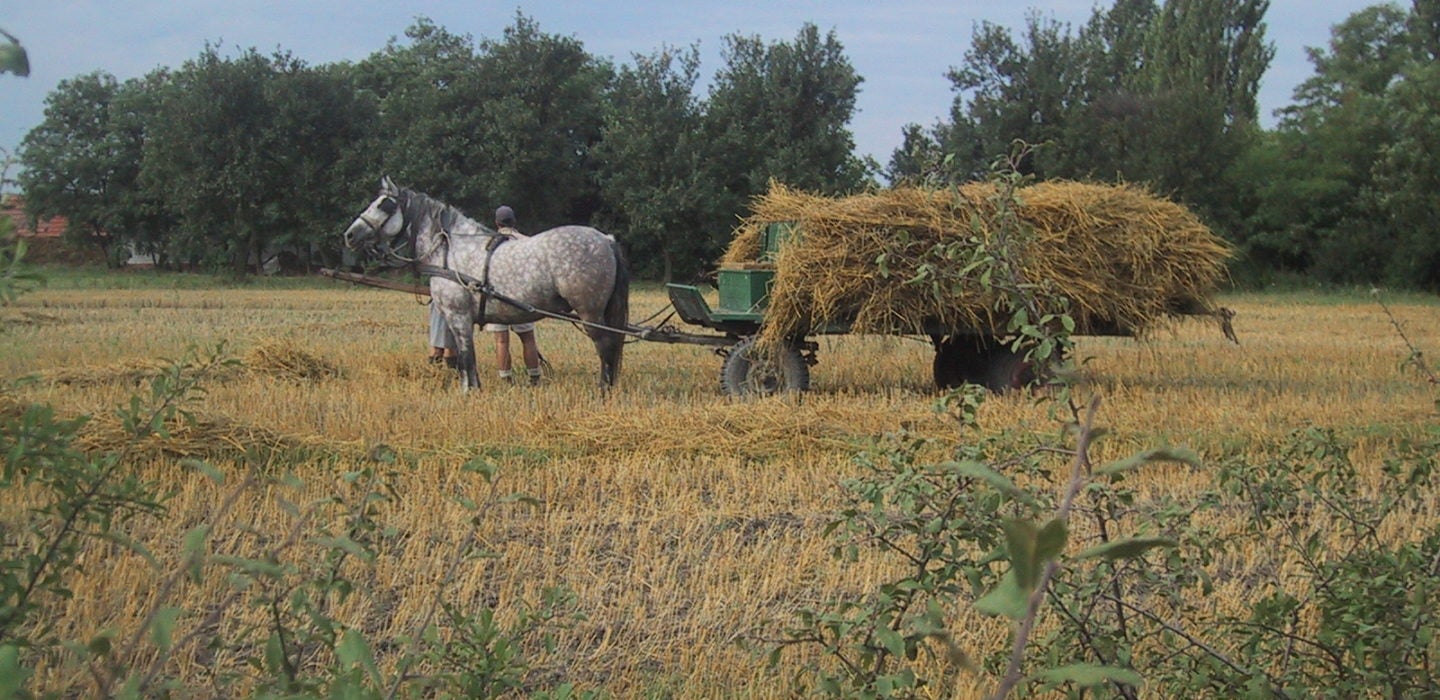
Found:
[354,194,446,267]
[359,194,399,230]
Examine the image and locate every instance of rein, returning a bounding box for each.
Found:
[421,227,508,327]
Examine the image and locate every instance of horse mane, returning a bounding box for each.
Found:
[395,187,497,237]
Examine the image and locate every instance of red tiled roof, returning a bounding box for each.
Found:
[1,194,67,238]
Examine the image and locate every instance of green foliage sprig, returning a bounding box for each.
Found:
[0,28,27,77]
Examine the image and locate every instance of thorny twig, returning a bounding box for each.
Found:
[987,396,1102,700]
[1374,289,1439,388]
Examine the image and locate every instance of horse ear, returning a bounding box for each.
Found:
[381,175,396,193]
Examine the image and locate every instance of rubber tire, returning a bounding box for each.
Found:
[933,336,986,390]
[981,343,1036,393]
[933,336,1035,393]
[721,337,810,396]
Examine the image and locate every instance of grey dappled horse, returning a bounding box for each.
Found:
[342,176,629,390]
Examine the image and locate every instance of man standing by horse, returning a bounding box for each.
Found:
[344,176,628,391]
[484,205,545,385]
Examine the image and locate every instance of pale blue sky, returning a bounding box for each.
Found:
[0,0,1386,175]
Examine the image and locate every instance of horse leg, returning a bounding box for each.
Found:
[587,326,624,388]
[597,240,629,387]
[449,317,480,391]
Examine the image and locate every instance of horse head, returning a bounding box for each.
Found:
[343,175,409,259]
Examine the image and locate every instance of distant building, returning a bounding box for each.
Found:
[0,193,117,266]
[0,194,66,238]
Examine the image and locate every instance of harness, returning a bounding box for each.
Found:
[358,194,624,333]
[419,232,511,327]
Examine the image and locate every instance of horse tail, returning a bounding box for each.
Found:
[602,237,631,382]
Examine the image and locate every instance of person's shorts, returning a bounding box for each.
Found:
[484,322,536,333]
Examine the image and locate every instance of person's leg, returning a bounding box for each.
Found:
[428,305,451,363]
[516,328,542,384]
[493,330,514,380]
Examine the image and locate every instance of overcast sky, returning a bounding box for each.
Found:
[1,0,1384,178]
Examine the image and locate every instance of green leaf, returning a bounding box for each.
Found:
[211,555,285,578]
[113,673,144,700]
[264,633,284,673]
[1034,518,1067,563]
[1033,663,1143,689]
[87,632,113,657]
[315,535,373,562]
[975,571,1029,619]
[463,457,498,482]
[941,460,1037,506]
[182,458,226,485]
[499,492,541,506]
[1095,447,1200,478]
[181,524,211,559]
[1003,519,1039,589]
[0,644,33,698]
[183,527,210,582]
[1076,537,1178,561]
[874,625,906,659]
[151,606,183,651]
[276,497,301,518]
[98,531,159,569]
[336,629,382,688]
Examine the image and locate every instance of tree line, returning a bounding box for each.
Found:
[15,2,1440,288]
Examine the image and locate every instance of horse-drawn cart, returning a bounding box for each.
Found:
[332,179,1235,397]
[321,255,1044,397]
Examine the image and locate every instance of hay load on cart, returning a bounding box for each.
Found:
[664,180,1235,394]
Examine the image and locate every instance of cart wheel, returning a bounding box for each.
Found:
[982,343,1036,393]
[933,336,985,390]
[721,337,811,396]
[933,336,1035,393]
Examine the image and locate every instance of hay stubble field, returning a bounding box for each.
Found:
[2,277,1438,697]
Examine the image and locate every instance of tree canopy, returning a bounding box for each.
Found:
[13,3,1440,289]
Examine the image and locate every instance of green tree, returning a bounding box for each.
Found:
[18,72,141,263]
[1373,0,1440,288]
[1048,0,1158,181]
[350,19,490,210]
[702,23,871,235]
[143,46,276,273]
[1128,0,1272,230]
[939,12,1086,179]
[471,13,613,229]
[143,46,367,274]
[898,0,1271,235]
[593,45,711,281]
[261,61,379,271]
[353,15,611,231]
[1237,4,1410,285]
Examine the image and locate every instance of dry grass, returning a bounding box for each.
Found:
[1,280,1438,697]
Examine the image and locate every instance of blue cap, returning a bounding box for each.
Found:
[495,206,516,227]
